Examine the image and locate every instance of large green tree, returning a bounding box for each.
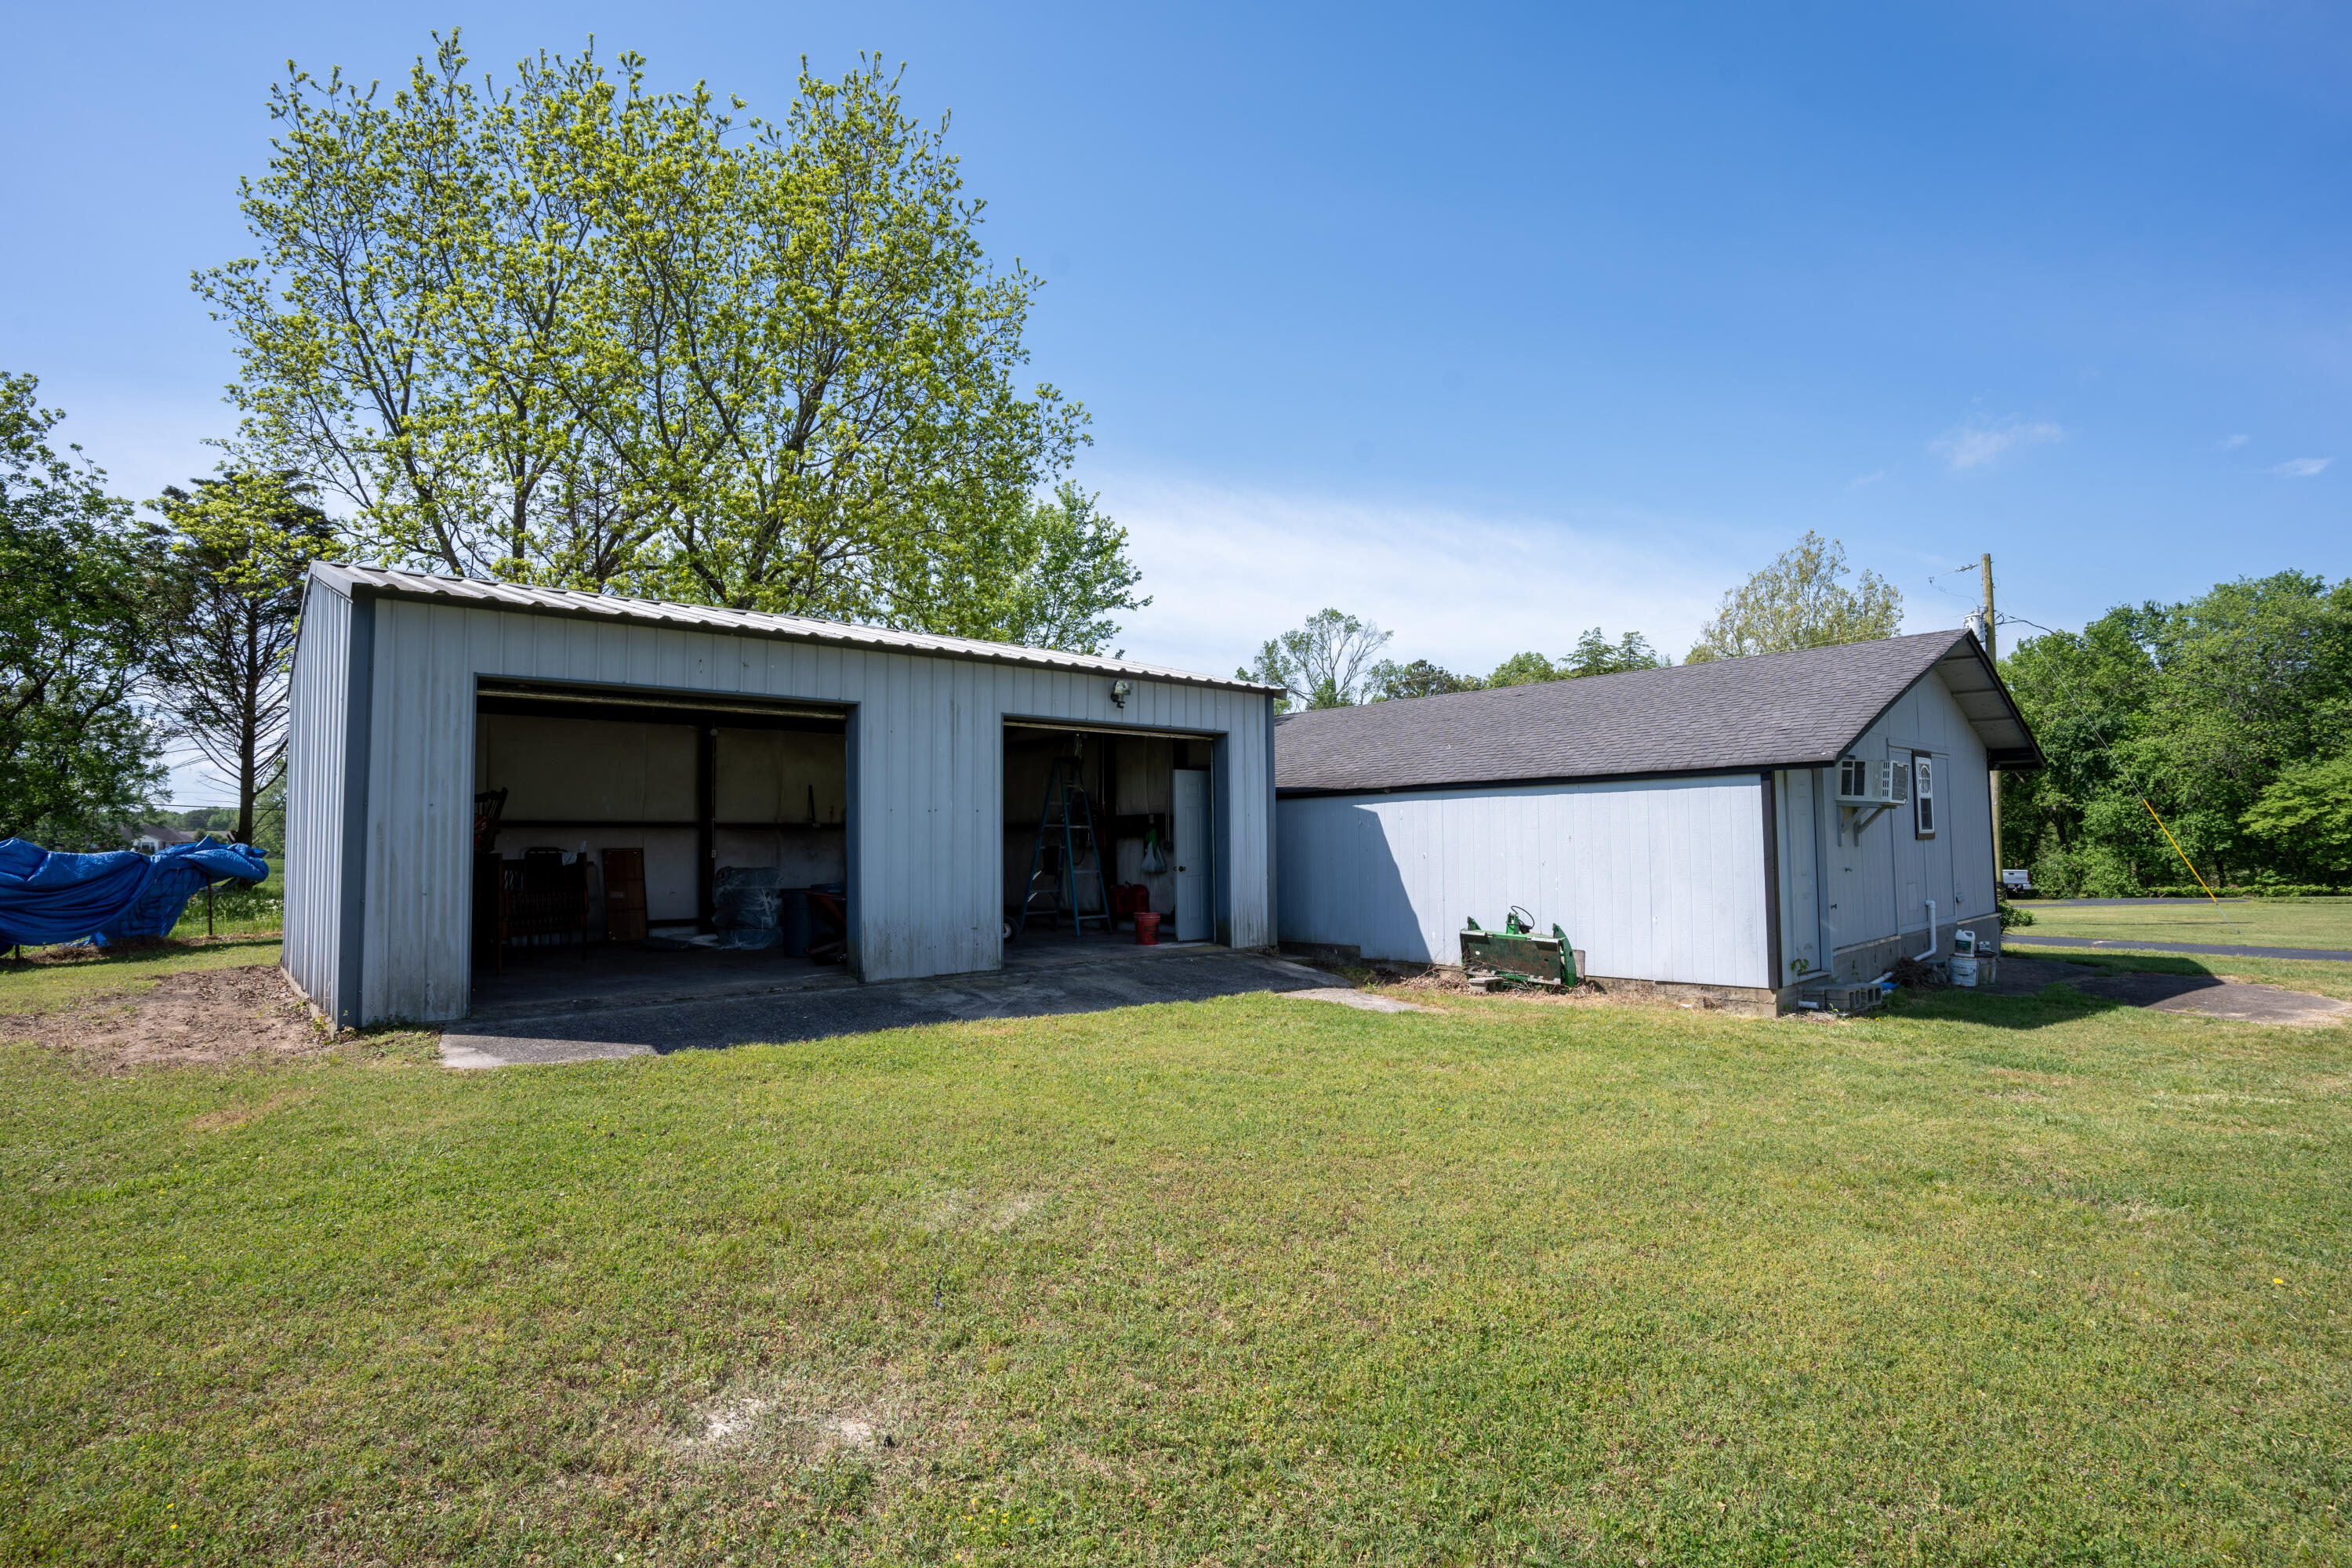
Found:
[1240,610,1392,710]
[1998,572,2352,892]
[1367,658,1482,701]
[147,473,337,844]
[1481,630,1668,688]
[0,374,163,848]
[198,36,1134,648]
[2240,754,2352,884]
[1686,532,1901,662]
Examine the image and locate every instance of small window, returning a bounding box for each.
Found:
[1913,752,1936,837]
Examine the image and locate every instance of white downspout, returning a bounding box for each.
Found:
[1914,898,1939,961]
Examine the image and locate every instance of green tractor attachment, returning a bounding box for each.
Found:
[1460,907,1578,989]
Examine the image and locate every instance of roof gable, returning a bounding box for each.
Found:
[1273,630,2040,795]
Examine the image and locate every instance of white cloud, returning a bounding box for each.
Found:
[1847,469,1888,489]
[1095,474,1733,681]
[2220,433,2249,450]
[2270,456,2331,477]
[1929,416,2065,471]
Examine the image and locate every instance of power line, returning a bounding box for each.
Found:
[1990,612,2239,928]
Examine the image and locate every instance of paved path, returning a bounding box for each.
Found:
[2010,935,2352,964]
[441,949,1343,1068]
[2031,897,2259,907]
[1985,953,2350,1026]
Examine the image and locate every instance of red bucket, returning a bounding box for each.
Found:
[1134,911,1160,946]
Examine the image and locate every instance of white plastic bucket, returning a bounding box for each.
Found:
[1949,954,1980,988]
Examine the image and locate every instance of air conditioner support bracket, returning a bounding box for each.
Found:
[1838,801,1895,842]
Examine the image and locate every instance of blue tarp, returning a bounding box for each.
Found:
[0,837,270,949]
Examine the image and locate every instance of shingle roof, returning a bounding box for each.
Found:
[311,564,1278,695]
[1273,630,2041,794]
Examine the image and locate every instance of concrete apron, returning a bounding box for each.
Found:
[439,946,1345,1069]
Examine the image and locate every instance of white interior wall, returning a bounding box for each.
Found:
[475,715,695,820]
[710,828,847,888]
[474,716,850,922]
[714,728,848,825]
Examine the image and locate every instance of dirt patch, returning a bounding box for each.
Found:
[16,965,329,1072]
[3,935,260,966]
[1381,967,1609,1006]
[918,1187,1054,1234]
[670,1375,913,1466]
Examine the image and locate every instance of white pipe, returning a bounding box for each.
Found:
[1914,899,1939,961]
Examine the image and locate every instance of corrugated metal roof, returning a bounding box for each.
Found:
[1273,629,2042,794]
[310,564,1279,695]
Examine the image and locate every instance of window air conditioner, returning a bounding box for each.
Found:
[1835,757,1910,804]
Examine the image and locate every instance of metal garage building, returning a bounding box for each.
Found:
[1272,630,2040,1012]
[282,565,1278,1028]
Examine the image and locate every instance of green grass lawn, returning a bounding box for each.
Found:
[5,953,2351,1565]
[2020,897,2352,952]
[165,880,283,940]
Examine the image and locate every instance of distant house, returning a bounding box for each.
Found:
[122,825,201,855]
[1272,630,2041,1013]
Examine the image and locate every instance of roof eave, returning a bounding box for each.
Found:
[1829,630,2045,771]
[1274,757,1843,798]
[316,563,1280,697]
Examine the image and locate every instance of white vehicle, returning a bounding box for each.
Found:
[2001,868,2033,894]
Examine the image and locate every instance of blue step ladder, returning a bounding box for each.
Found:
[1014,757,1112,938]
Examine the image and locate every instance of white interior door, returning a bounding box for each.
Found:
[1173,768,1210,941]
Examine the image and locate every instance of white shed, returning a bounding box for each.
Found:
[282,565,1279,1028]
[1272,630,2039,1013]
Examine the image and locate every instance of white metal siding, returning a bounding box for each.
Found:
[296,586,1274,1024]
[1276,774,1770,987]
[281,580,352,1020]
[1775,768,1824,983]
[1809,667,1996,967]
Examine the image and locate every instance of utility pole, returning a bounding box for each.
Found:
[1980,551,2002,881]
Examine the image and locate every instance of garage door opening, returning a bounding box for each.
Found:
[1002,720,1217,964]
[469,679,850,1015]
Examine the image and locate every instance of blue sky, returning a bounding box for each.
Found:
[8,2,2348,798]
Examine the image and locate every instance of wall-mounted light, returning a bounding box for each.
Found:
[1109,679,1132,708]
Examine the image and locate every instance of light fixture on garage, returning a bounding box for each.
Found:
[1109,679,1133,708]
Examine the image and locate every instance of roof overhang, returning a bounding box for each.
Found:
[1922,631,2042,768]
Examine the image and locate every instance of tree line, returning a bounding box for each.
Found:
[1244,532,1902,708]
[1,375,329,851]
[2000,572,2352,892]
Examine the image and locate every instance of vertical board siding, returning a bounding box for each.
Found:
[281,580,352,1018]
[1807,666,1998,971]
[1776,768,1824,984]
[1276,774,1769,987]
[297,593,1274,1023]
